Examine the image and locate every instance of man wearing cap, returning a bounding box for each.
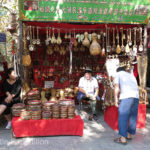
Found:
[77,67,100,121]
[113,62,139,145]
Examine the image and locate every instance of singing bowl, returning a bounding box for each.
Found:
[12,103,25,108]
[43,101,55,106]
[28,100,41,105]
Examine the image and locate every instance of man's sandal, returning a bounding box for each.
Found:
[114,137,127,145]
[127,137,132,140]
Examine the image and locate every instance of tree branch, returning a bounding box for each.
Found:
[0,2,13,13]
[0,0,4,5]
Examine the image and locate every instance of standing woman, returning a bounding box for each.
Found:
[0,68,22,129]
[114,63,139,145]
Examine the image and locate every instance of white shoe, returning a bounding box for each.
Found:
[5,121,12,130]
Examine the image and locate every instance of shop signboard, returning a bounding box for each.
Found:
[20,0,150,24]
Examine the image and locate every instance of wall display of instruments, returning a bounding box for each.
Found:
[22,22,148,107]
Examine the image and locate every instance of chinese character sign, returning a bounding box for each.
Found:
[20,0,150,24]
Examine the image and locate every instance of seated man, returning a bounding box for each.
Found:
[77,67,100,121]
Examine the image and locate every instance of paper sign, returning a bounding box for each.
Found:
[44,81,54,88]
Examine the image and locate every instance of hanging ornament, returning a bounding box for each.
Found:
[12,40,15,55]
[57,29,62,45]
[73,31,78,47]
[82,32,90,47]
[90,33,101,56]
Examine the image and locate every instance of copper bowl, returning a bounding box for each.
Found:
[68,113,75,119]
[31,116,41,120]
[68,109,75,111]
[31,112,41,116]
[42,107,52,112]
[68,113,75,117]
[68,104,75,108]
[42,111,52,116]
[21,116,31,120]
[28,100,41,105]
[43,101,56,106]
[60,105,68,110]
[59,100,74,106]
[42,106,52,109]
[12,103,25,109]
[29,105,41,111]
[60,114,68,119]
[12,111,20,117]
[68,116,74,119]
[31,109,41,115]
[53,111,60,114]
[12,105,25,117]
[42,117,51,119]
[52,114,60,119]
[52,107,60,112]
[20,110,31,120]
[52,104,60,109]
[43,109,52,113]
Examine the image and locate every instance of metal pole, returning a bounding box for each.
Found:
[19,21,23,79]
[144,25,148,54]
[144,25,148,89]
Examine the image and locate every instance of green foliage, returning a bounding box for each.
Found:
[0,0,19,66]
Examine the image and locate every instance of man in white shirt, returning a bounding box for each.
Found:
[114,63,139,145]
[77,67,100,121]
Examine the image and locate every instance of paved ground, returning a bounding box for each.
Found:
[0,105,150,150]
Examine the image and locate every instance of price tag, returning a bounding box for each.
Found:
[44,81,54,88]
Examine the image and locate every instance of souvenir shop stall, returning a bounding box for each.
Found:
[12,0,150,137]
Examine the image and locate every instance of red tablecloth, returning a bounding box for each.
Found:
[12,115,84,137]
[104,104,146,131]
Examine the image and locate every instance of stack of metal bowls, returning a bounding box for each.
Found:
[52,104,60,119]
[20,109,31,120]
[68,105,75,119]
[28,100,41,120]
[42,101,55,119]
[60,105,68,119]
[12,103,25,117]
[31,109,42,120]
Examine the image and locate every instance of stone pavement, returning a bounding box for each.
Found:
[0,106,150,150]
